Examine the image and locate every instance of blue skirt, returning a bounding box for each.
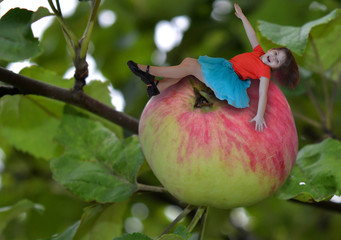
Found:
[198,56,251,108]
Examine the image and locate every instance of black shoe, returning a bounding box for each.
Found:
[147,86,154,97]
[147,84,160,97]
[127,60,160,97]
[127,61,154,83]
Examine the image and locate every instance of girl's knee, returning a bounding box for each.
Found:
[181,57,200,71]
[180,57,196,66]
[179,57,202,79]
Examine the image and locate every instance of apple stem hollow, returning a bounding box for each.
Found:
[189,78,215,109]
[193,88,213,108]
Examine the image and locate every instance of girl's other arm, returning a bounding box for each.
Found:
[250,77,269,131]
[234,3,259,49]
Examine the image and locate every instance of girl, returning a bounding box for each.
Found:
[127,3,299,132]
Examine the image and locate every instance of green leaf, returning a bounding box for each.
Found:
[84,81,114,107]
[31,7,53,23]
[47,221,81,240]
[20,66,73,88]
[258,9,341,75]
[172,226,191,239]
[276,138,341,202]
[72,202,128,240]
[0,66,122,159]
[0,8,50,61]
[0,199,44,233]
[113,233,152,240]
[301,9,341,76]
[158,234,185,240]
[51,106,144,203]
[0,94,64,159]
[82,80,123,138]
[113,226,190,240]
[0,67,71,160]
[258,9,340,55]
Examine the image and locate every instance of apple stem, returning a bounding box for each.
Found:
[198,207,209,240]
[160,205,195,236]
[186,206,207,233]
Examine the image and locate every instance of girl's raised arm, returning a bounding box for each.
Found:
[234,3,259,49]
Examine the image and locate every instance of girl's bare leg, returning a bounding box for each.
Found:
[157,78,182,92]
[138,58,204,83]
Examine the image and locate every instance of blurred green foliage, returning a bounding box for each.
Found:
[0,0,341,240]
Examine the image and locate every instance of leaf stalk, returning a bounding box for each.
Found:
[137,183,168,193]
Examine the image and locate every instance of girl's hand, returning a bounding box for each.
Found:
[234,3,244,19]
[250,115,267,132]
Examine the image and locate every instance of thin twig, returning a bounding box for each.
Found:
[310,36,330,129]
[48,0,78,59]
[329,76,340,125]
[80,0,102,59]
[72,53,88,91]
[0,67,139,133]
[304,81,326,125]
[71,1,103,91]
[47,0,61,17]
[55,0,63,18]
[292,111,322,129]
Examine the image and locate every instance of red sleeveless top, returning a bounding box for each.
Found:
[230,45,271,80]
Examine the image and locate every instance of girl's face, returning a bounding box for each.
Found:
[261,49,286,69]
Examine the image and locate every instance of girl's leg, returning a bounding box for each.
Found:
[138,57,204,82]
[157,78,182,92]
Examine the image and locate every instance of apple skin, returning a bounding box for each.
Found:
[139,76,298,209]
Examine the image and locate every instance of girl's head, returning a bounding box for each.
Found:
[263,47,299,89]
[262,48,287,69]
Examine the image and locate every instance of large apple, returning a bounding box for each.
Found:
[139,76,298,209]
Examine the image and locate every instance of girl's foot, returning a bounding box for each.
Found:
[127,60,160,97]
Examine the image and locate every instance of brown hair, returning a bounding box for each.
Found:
[271,47,299,89]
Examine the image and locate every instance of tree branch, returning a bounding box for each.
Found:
[0,86,21,97]
[0,66,139,134]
